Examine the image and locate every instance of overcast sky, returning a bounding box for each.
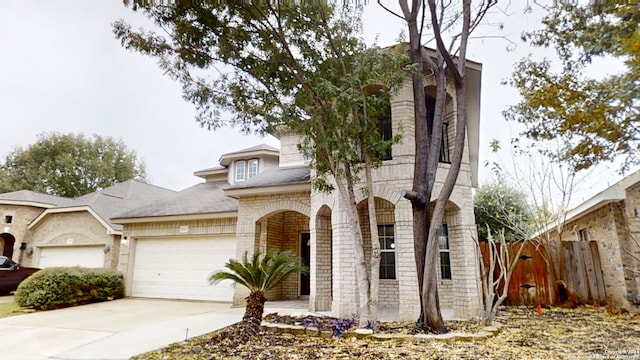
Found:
[0,1,634,205]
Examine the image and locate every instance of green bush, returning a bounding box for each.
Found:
[14,267,124,310]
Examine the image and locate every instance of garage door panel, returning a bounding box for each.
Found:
[38,246,105,268]
[131,237,236,302]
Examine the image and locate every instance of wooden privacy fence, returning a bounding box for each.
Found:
[479,240,606,306]
[560,241,606,304]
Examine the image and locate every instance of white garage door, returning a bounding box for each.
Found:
[131,237,236,302]
[38,246,105,268]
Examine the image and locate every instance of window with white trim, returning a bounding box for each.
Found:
[439,224,451,280]
[378,224,396,280]
[235,160,246,181]
[248,159,258,178]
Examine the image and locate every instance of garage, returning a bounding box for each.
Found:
[130,237,236,302]
[38,246,105,268]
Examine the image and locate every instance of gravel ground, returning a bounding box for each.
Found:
[133,306,640,360]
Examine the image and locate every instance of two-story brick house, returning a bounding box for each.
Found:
[112,56,483,320]
[1,54,483,321]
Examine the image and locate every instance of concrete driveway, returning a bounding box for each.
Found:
[0,297,245,360]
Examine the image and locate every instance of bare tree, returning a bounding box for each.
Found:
[378,0,497,332]
[475,228,528,325]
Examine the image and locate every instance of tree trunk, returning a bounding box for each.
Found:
[403,1,430,325]
[242,291,267,337]
[334,171,371,328]
[364,153,380,322]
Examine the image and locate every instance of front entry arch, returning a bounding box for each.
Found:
[254,210,310,300]
[0,233,16,259]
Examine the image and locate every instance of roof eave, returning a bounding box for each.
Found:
[0,200,58,208]
[28,206,116,234]
[224,182,311,199]
[111,211,238,224]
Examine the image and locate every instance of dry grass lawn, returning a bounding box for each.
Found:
[134,306,640,360]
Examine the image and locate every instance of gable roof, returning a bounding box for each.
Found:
[0,190,74,208]
[111,180,239,223]
[29,180,176,232]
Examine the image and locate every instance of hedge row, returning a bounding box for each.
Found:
[14,267,124,310]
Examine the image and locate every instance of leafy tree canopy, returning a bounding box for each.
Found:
[0,132,148,197]
[114,2,408,187]
[474,179,532,242]
[504,3,639,172]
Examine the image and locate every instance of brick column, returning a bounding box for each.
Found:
[449,193,482,319]
[396,199,420,321]
[310,211,332,311]
[330,205,358,317]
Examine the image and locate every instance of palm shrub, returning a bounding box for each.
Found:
[210,249,308,338]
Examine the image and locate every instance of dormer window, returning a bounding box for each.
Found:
[248,159,258,178]
[235,161,246,181]
[235,159,259,182]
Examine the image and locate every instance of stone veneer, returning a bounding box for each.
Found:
[0,204,46,264]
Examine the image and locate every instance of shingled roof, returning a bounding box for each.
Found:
[112,180,238,220]
[226,165,310,190]
[0,190,74,207]
[65,180,177,229]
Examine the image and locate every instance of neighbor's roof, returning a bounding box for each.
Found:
[537,169,640,236]
[111,180,238,222]
[28,180,176,232]
[561,169,640,224]
[0,190,74,208]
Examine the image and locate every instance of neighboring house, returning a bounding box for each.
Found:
[539,170,640,308]
[0,181,175,269]
[112,56,483,320]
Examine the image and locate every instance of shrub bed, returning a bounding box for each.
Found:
[14,267,124,310]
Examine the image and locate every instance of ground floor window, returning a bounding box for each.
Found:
[378,224,395,279]
[439,224,451,280]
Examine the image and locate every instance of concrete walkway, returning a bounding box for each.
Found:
[0,296,459,360]
[0,298,244,360]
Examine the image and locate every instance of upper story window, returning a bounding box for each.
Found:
[235,161,246,181]
[426,96,451,164]
[248,159,258,178]
[235,159,259,182]
[303,142,313,164]
[3,215,13,224]
[378,111,393,161]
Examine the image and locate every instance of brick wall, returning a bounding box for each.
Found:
[233,191,311,305]
[623,183,640,296]
[549,204,629,306]
[0,204,46,264]
[28,211,117,269]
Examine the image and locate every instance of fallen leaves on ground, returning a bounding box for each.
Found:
[132,306,640,360]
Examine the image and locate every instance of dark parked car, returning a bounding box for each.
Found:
[0,256,39,294]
